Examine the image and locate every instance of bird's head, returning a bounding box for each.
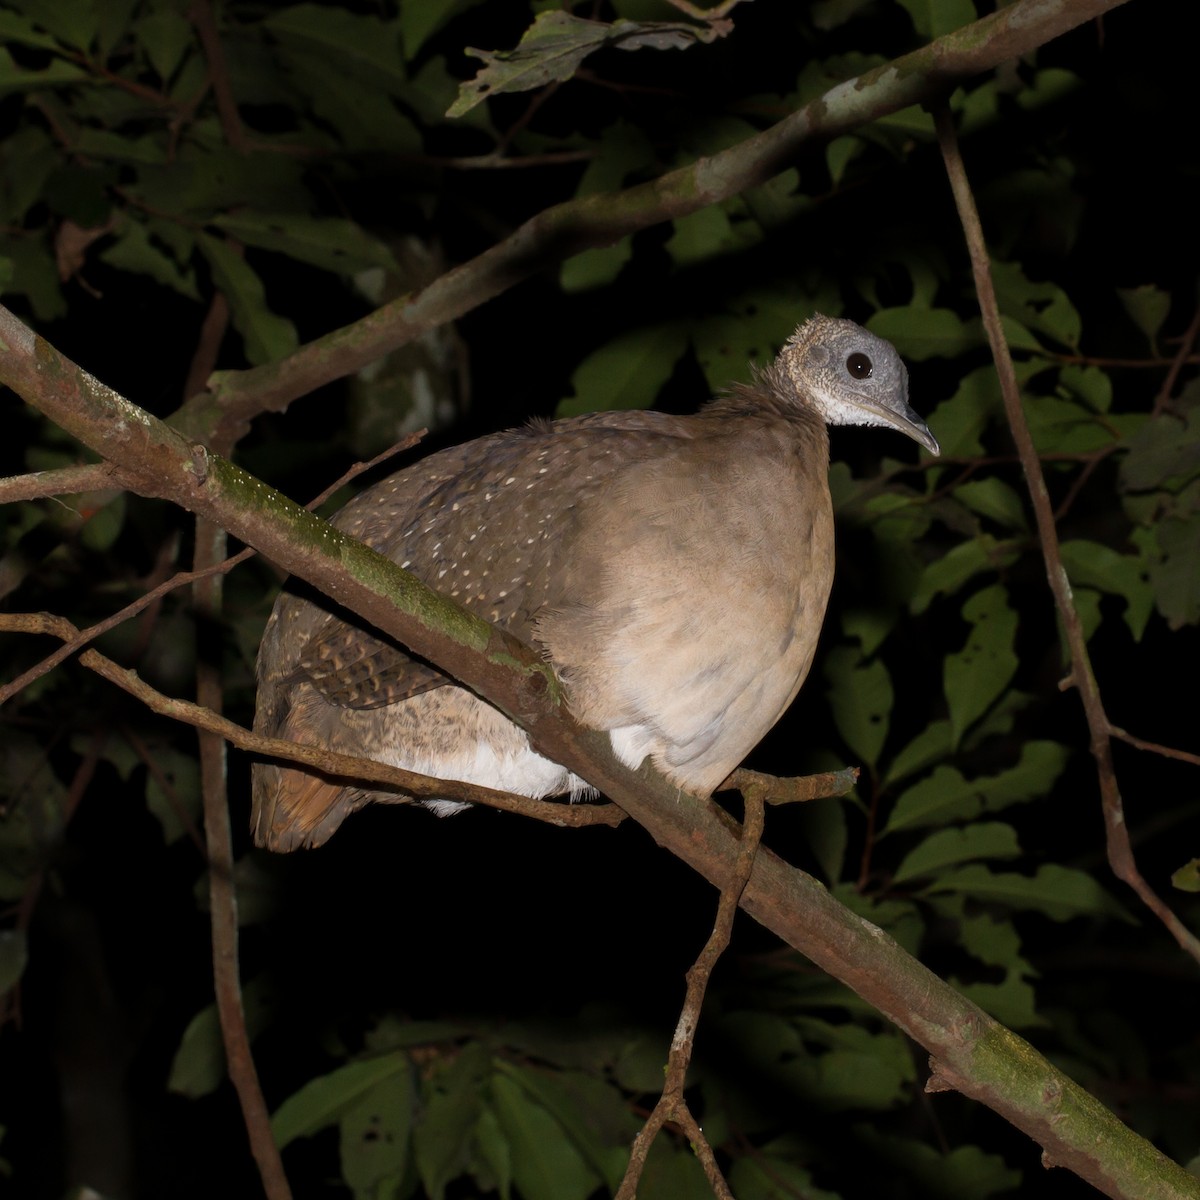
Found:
[779,314,940,455]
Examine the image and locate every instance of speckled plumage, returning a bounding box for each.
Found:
[253,315,938,850]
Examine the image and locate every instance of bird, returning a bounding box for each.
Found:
[252,314,938,851]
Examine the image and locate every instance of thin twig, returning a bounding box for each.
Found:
[1052,441,1120,522]
[616,784,766,1199]
[122,724,207,856]
[184,291,231,421]
[933,105,1200,964]
[661,0,744,25]
[0,612,625,827]
[0,729,105,1030]
[723,766,857,804]
[193,519,292,1200]
[0,462,116,503]
[1108,726,1200,769]
[1151,304,1200,416]
[0,549,255,707]
[188,0,247,153]
[0,433,424,710]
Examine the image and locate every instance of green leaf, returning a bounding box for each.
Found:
[494,1062,627,1191]
[9,0,97,50]
[278,45,421,152]
[272,1052,413,1149]
[910,536,1016,613]
[414,1042,489,1200]
[448,11,717,117]
[0,930,27,996]
[991,259,1081,351]
[560,122,654,293]
[883,741,1068,835]
[558,324,687,416]
[922,365,1000,457]
[826,134,865,186]
[1120,408,1200,493]
[853,1128,1022,1199]
[885,719,952,787]
[1059,364,1112,414]
[1171,858,1200,893]
[841,607,896,656]
[471,1104,510,1197]
[866,307,980,361]
[635,1142,712,1199]
[872,103,936,140]
[560,239,633,293]
[944,585,1018,746]
[825,645,892,768]
[400,0,488,59]
[894,0,977,40]
[813,1046,912,1110]
[958,912,1028,971]
[730,1152,843,1200]
[1060,539,1155,640]
[136,9,192,81]
[197,234,298,365]
[0,733,70,900]
[263,5,406,92]
[1016,66,1082,112]
[953,478,1027,532]
[1147,512,1200,629]
[693,284,834,392]
[667,204,745,268]
[1023,392,1116,455]
[78,490,126,551]
[0,9,62,51]
[834,887,925,955]
[448,11,610,116]
[490,1070,603,1200]
[796,796,849,885]
[210,213,400,277]
[339,1064,417,1196]
[0,127,59,223]
[925,863,1133,923]
[1071,585,1103,643]
[144,745,201,844]
[168,977,275,1099]
[1117,284,1172,351]
[100,218,200,300]
[0,46,88,94]
[893,822,1021,883]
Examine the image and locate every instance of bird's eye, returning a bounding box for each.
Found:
[846,352,873,379]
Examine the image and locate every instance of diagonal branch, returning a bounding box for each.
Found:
[0,611,626,828]
[168,0,1133,449]
[932,105,1200,966]
[616,783,765,1200]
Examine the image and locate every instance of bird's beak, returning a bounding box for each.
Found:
[856,395,940,455]
[888,401,940,455]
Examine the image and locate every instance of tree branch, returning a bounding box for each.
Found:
[0,611,626,828]
[932,105,1200,967]
[169,0,1132,448]
[616,783,765,1199]
[0,462,117,503]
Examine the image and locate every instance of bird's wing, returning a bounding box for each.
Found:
[268,412,690,711]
